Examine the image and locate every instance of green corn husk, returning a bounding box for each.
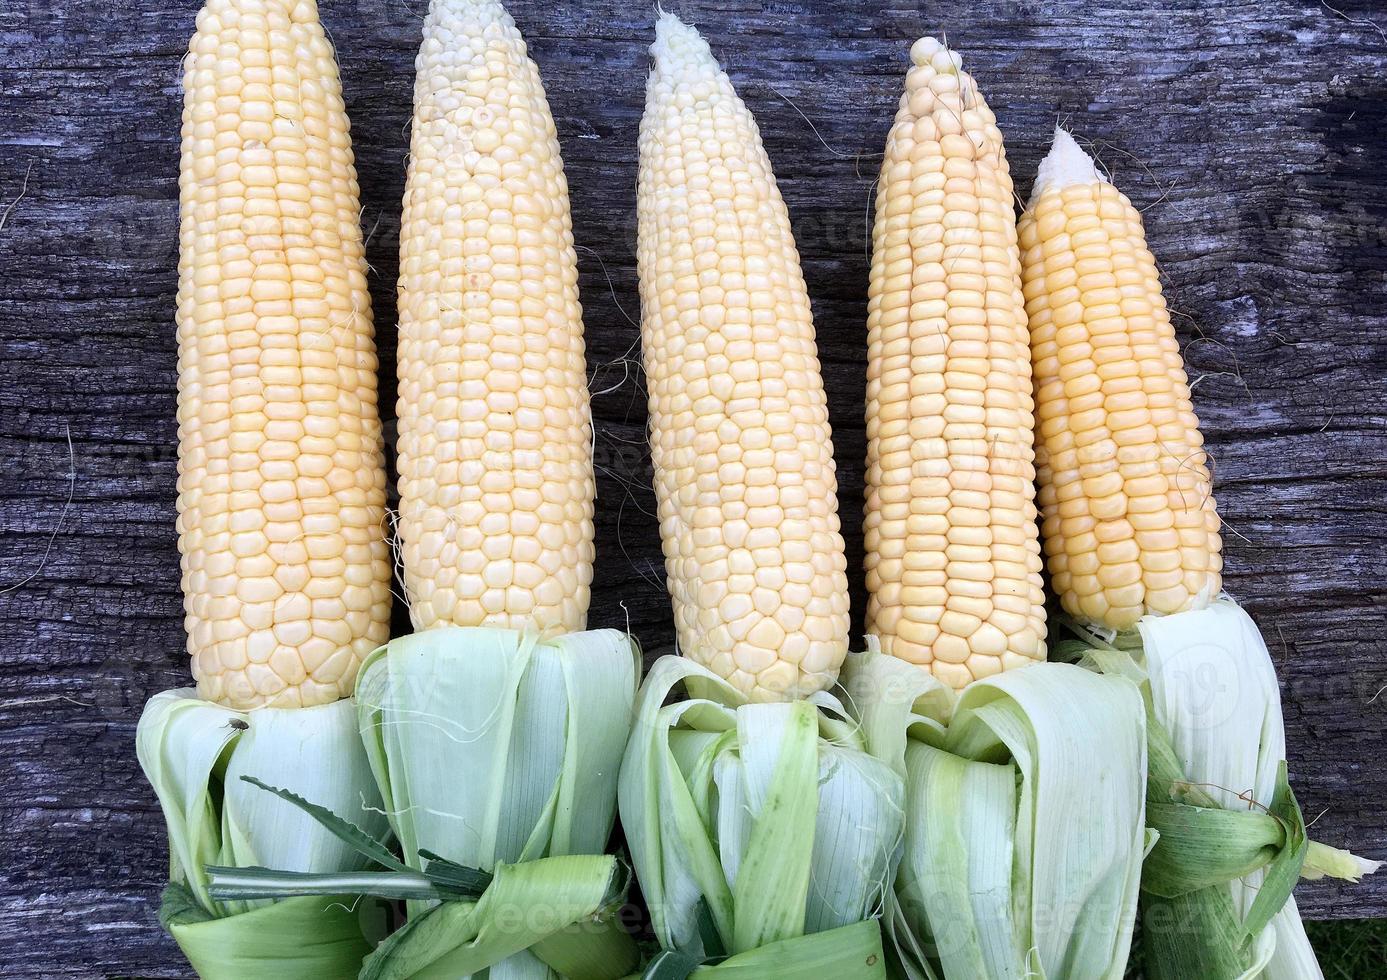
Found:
[844,649,1149,980]
[618,655,905,979]
[355,626,641,979]
[1073,599,1380,980]
[628,918,888,979]
[356,855,634,980]
[200,776,638,980]
[159,880,387,980]
[135,690,391,976]
[207,852,636,980]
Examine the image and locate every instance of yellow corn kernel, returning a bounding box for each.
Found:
[638,13,850,701]
[1019,129,1222,630]
[395,0,595,635]
[864,38,1047,689]
[177,0,390,709]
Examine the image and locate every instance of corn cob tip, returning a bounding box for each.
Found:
[1030,127,1105,203]
[651,11,714,72]
[432,0,508,15]
[908,36,964,74]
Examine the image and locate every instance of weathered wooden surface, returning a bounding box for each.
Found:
[1,0,1383,974]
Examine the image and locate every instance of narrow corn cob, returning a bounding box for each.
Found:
[864,38,1046,689]
[638,13,850,701]
[1019,129,1222,630]
[176,0,390,709]
[395,0,595,636]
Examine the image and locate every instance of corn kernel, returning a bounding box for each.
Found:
[178,0,390,708]
[638,15,850,701]
[1019,129,1221,630]
[864,39,1047,687]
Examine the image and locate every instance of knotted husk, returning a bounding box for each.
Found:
[1067,600,1380,980]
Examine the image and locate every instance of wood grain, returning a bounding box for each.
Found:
[1,0,1383,974]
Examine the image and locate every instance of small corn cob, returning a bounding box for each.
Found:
[864,38,1047,689]
[176,0,391,709]
[638,13,850,701]
[1019,128,1222,631]
[395,0,595,636]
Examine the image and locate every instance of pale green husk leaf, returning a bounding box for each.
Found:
[1072,599,1378,979]
[357,855,635,980]
[136,690,390,976]
[629,918,888,979]
[618,655,903,977]
[355,626,639,979]
[159,880,388,980]
[135,690,389,915]
[202,780,637,980]
[845,651,1148,980]
[1302,840,1381,882]
[1135,601,1317,979]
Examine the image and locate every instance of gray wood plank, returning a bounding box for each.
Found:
[0,0,1383,974]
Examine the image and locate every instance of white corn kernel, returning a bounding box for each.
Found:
[177,0,390,709]
[638,14,850,701]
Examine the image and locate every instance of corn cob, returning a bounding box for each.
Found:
[319,7,642,976]
[395,0,595,637]
[864,38,1046,689]
[1019,128,1222,630]
[638,13,850,701]
[176,0,390,710]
